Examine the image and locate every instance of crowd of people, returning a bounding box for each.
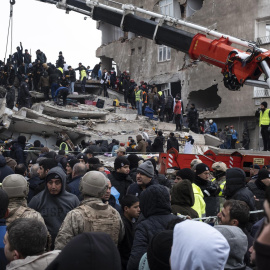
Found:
[0,133,269,270]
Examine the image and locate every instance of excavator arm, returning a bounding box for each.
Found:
[36,0,270,91]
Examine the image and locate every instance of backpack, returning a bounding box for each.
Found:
[78,201,120,244]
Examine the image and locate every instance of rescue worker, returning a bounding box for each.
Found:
[135,86,143,115]
[76,63,87,94]
[142,84,148,115]
[255,101,270,151]
[54,171,124,250]
[194,163,220,216]
[1,174,45,226]
[209,119,218,136]
[212,161,227,197]
[28,167,80,248]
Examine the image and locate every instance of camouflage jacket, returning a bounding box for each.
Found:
[54,197,125,250]
[6,198,46,226]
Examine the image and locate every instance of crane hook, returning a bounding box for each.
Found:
[10,0,15,5]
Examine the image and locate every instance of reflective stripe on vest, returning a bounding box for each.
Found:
[58,67,63,74]
[135,90,142,101]
[260,109,270,126]
[219,181,226,196]
[59,142,69,154]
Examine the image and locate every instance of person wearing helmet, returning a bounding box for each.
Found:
[212,162,227,208]
[209,119,218,136]
[54,171,124,250]
[1,174,45,226]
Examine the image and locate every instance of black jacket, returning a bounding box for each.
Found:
[92,64,100,75]
[167,137,179,151]
[171,180,199,218]
[127,178,158,198]
[108,171,133,201]
[127,185,178,270]
[10,142,27,165]
[68,69,76,82]
[118,215,135,270]
[0,155,14,183]
[45,232,121,270]
[27,175,43,203]
[6,86,16,110]
[151,136,164,153]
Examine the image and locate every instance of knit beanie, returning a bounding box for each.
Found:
[67,159,80,169]
[195,163,210,175]
[127,154,140,170]
[257,168,270,181]
[76,153,88,163]
[137,161,154,178]
[261,101,268,108]
[176,168,195,182]
[147,230,173,270]
[114,156,130,170]
[88,157,100,165]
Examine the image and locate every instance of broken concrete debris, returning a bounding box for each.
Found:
[0,85,221,153]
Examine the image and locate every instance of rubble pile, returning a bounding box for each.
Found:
[0,86,223,154]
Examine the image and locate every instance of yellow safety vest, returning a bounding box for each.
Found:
[81,69,86,81]
[135,90,142,101]
[58,67,63,74]
[59,142,69,154]
[158,91,162,96]
[191,183,206,218]
[211,177,226,197]
[259,109,270,126]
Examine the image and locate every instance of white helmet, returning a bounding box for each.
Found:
[209,119,213,124]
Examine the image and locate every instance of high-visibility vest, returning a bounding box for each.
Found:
[81,69,87,81]
[135,90,142,101]
[158,91,162,96]
[58,67,63,74]
[59,142,69,154]
[259,109,270,126]
[211,177,226,196]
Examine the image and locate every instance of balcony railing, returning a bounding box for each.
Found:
[257,35,270,45]
[254,87,270,97]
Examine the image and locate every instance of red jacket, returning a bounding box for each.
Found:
[174,101,182,115]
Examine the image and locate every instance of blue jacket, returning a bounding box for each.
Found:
[0,220,7,270]
[230,129,238,139]
[127,185,178,270]
[210,122,217,133]
[68,175,83,200]
[0,155,14,183]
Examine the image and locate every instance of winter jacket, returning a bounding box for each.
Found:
[225,168,256,212]
[28,167,80,246]
[127,178,158,198]
[36,52,47,64]
[47,232,122,270]
[68,69,76,82]
[187,107,199,120]
[171,180,199,218]
[27,176,43,203]
[23,52,31,64]
[165,95,174,109]
[6,86,16,110]
[191,183,206,218]
[173,100,181,114]
[151,136,164,153]
[18,82,31,108]
[167,137,179,152]
[68,175,83,200]
[136,135,146,153]
[0,219,7,270]
[6,251,60,270]
[108,171,133,201]
[127,185,178,270]
[210,122,218,133]
[118,215,136,270]
[92,64,101,75]
[194,176,220,216]
[0,155,14,183]
[38,75,50,88]
[9,142,27,166]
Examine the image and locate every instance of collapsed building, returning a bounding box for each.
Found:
[94,0,270,150]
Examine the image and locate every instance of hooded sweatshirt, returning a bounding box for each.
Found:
[0,155,14,183]
[215,225,248,270]
[45,232,121,270]
[127,185,178,270]
[171,180,199,218]
[28,167,79,245]
[171,220,230,270]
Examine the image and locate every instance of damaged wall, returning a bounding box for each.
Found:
[95,0,270,150]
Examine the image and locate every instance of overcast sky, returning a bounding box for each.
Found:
[0,0,101,68]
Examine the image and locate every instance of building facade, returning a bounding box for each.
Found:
[95,0,270,150]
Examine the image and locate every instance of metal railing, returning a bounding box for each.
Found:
[257,35,270,45]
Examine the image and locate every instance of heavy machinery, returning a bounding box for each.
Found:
[36,0,270,91]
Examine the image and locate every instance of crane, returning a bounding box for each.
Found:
[36,0,270,91]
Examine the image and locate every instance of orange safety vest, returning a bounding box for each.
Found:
[143,91,148,103]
